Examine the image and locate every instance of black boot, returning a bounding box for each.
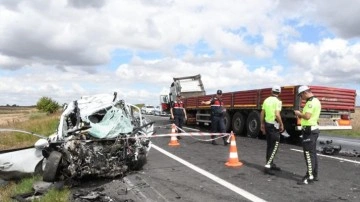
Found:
[223,137,229,146]
[297,175,314,185]
[264,168,275,175]
[211,135,217,145]
[270,164,281,171]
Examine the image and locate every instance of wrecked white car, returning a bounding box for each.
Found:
[41,93,154,182]
[1,93,154,182]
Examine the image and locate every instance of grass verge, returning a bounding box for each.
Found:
[0,111,71,201]
[322,130,360,139]
[0,112,60,150]
[0,176,70,202]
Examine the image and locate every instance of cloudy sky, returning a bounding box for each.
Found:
[0,0,359,107]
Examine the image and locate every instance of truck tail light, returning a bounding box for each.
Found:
[338,119,351,126]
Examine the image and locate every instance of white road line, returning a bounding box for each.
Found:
[152,144,267,202]
[290,148,360,164]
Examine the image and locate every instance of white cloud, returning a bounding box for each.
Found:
[277,0,360,39]
[287,42,318,67]
[0,0,288,71]
[0,0,359,106]
[287,38,360,85]
[0,54,27,69]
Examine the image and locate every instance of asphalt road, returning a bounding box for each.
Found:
[72,115,360,202]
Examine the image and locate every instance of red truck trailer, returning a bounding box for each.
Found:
[160,75,357,140]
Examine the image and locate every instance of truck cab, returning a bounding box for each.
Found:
[160,74,206,114]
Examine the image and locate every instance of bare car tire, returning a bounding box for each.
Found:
[43,151,62,182]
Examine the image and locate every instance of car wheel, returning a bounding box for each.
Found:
[43,151,62,182]
[129,154,147,171]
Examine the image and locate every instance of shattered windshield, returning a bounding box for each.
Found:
[87,105,133,138]
[58,94,138,139]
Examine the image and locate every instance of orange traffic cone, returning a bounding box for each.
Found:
[168,124,180,147]
[225,132,243,167]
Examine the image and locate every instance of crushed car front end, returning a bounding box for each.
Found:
[41,93,154,182]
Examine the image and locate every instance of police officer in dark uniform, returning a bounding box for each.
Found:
[201,90,229,146]
[170,94,187,139]
[294,85,321,185]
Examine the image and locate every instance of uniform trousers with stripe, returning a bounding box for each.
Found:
[265,123,280,165]
[301,128,319,178]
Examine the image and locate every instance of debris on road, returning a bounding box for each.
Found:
[318,140,342,155]
[339,149,360,157]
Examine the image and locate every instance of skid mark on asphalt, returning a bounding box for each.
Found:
[124,176,170,202]
[152,144,267,202]
[290,148,360,164]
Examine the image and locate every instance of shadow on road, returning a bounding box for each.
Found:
[241,160,303,182]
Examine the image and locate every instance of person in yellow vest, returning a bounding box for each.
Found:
[260,85,284,175]
[294,85,321,185]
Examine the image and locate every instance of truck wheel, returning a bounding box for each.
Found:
[43,151,62,182]
[223,112,231,132]
[284,119,302,144]
[232,112,245,136]
[246,111,260,138]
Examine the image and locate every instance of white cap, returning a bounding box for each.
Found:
[298,85,310,95]
[272,85,281,93]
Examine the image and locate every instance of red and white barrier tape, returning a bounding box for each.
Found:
[151,132,229,137]
[151,132,230,142]
[154,124,231,142]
